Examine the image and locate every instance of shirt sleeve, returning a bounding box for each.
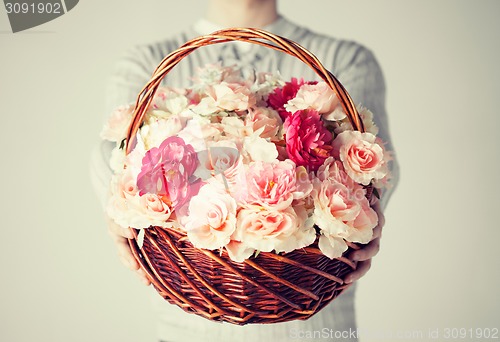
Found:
[335,46,400,210]
[90,46,155,210]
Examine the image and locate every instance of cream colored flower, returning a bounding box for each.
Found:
[184,182,238,250]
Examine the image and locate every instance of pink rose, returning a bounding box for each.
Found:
[332,131,388,185]
[244,160,310,210]
[184,182,237,250]
[284,109,333,172]
[100,104,135,143]
[136,136,200,210]
[312,179,361,236]
[234,206,315,253]
[285,82,345,120]
[267,78,316,120]
[107,168,139,229]
[318,200,378,258]
[348,197,378,243]
[316,157,366,200]
[312,158,379,258]
[245,107,283,141]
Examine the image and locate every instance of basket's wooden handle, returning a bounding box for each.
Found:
[125,27,364,153]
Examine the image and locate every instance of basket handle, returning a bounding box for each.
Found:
[125,27,364,153]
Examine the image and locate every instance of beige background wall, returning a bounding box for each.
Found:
[1,1,498,341]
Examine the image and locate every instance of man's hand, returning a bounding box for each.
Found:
[107,216,151,286]
[344,199,385,284]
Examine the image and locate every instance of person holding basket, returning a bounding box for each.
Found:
[91,0,399,341]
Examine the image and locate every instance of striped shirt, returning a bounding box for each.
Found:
[90,15,399,342]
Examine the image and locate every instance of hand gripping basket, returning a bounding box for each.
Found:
[125,28,372,325]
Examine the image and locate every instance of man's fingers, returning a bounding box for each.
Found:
[350,238,381,261]
[345,259,372,284]
[377,210,385,230]
[137,268,151,286]
[371,197,385,227]
[115,237,139,271]
[116,238,151,286]
[372,224,382,239]
[104,215,150,286]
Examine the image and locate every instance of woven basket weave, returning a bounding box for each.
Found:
[125,28,370,325]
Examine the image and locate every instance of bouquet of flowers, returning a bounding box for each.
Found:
[102,63,391,262]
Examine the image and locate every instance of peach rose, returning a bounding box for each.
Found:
[234,205,315,253]
[312,158,379,258]
[213,82,255,112]
[312,179,361,237]
[332,130,388,186]
[107,171,173,230]
[244,160,309,210]
[107,168,138,229]
[347,197,378,243]
[127,193,173,229]
[316,157,366,200]
[245,107,283,141]
[106,143,145,226]
[314,171,377,246]
[184,182,237,250]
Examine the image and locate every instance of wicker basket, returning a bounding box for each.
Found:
[125,28,371,325]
